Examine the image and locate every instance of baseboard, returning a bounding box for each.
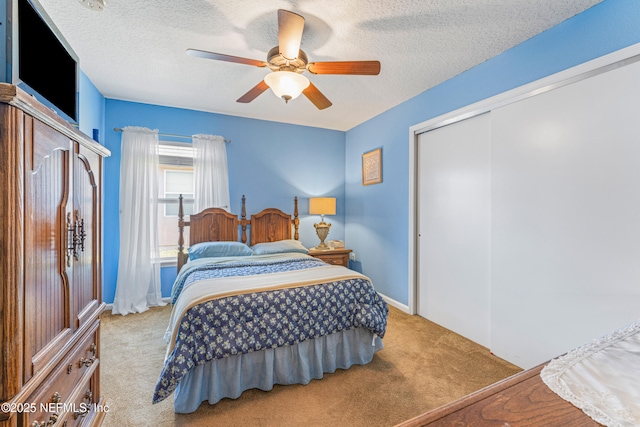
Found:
[102,297,171,314]
[379,293,410,313]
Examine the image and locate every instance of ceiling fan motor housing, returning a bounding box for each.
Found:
[267,46,308,73]
[187,9,378,110]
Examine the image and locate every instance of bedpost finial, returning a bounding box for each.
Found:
[241,195,248,243]
[293,196,299,240]
[178,193,185,271]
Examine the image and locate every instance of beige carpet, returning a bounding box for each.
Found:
[100,304,520,427]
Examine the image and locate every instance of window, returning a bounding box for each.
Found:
[157,142,194,260]
[163,170,193,217]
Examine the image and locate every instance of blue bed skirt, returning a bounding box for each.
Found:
[173,327,384,413]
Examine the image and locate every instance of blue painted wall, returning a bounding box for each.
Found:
[78,72,105,141]
[102,100,346,303]
[344,0,640,306]
[5,0,640,308]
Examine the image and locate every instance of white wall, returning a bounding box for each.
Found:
[416,51,640,369]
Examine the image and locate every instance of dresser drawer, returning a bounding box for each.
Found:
[318,253,348,266]
[63,372,100,427]
[308,249,352,267]
[19,322,100,427]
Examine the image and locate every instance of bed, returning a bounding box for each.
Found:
[153,196,389,413]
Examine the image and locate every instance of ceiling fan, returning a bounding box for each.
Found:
[186,9,381,110]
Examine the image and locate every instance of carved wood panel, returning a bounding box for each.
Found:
[189,208,239,246]
[250,209,293,245]
[73,145,100,330]
[23,118,72,383]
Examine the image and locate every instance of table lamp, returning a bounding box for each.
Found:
[309,197,336,250]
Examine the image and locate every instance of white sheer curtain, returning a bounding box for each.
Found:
[112,126,165,315]
[192,134,230,212]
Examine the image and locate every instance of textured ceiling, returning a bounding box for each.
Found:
[37,0,601,131]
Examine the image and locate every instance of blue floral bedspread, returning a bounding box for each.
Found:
[154,258,388,403]
[171,255,327,303]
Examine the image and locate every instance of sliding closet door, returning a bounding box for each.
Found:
[417,113,491,348]
[490,60,640,368]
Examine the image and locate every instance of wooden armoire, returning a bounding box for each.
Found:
[0,83,110,427]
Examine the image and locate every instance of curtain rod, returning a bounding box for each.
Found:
[113,127,231,143]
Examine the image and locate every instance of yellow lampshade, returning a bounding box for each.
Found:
[309,198,336,216]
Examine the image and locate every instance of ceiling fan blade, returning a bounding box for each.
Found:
[308,61,381,75]
[278,9,305,60]
[237,80,270,103]
[186,48,268,68]
[303,82,332,110]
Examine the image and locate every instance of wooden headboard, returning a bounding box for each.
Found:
[250,202,299,245]
[177,195,299,271]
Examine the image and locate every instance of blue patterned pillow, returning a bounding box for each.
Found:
[252,239,308,255]
[188,241,254,260]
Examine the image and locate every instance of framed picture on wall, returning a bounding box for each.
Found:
[362,148,382,186]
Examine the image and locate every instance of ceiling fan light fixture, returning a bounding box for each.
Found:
[264,71,310,103]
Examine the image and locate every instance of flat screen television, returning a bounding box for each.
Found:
[9,0,79,124]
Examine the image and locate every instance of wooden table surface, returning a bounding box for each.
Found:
[396,364,602,427]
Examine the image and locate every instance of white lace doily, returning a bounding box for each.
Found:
[540,319,640,427]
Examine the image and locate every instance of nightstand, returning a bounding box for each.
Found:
[308,248,352,267]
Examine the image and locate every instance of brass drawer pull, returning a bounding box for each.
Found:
[78,356,95,367]
[31,392,62,426]
[74,406,89,419]
[73,390,92,419]
[31,413,58,427]
[79,342,98,367]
